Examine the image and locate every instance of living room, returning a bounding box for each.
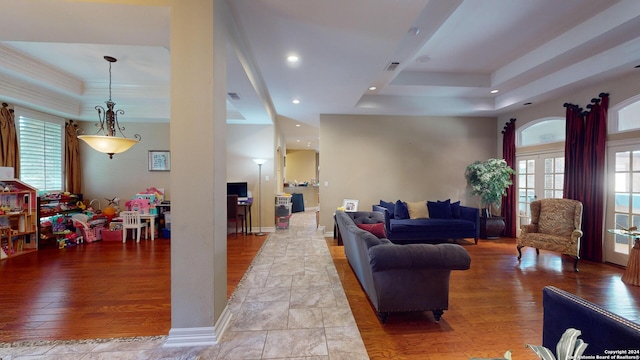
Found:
[2,0,640,358]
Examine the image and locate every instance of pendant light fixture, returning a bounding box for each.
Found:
[78,56,141,159]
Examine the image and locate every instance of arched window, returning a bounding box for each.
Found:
[612,94,640,132]
[518,117,565,147]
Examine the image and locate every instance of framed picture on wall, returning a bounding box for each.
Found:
[148,150,171,171]
[343,199,359,212]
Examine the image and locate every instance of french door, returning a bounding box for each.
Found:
[516,152,565,233]
[605,144,640,266]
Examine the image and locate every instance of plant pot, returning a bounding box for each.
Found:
[480,216,505,239]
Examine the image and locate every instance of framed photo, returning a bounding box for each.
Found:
[343,199,359,212]
[148,150,171,171]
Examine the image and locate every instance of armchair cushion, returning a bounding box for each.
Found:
[538,200,580,236]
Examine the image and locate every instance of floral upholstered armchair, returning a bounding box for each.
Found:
[517,198,583,272]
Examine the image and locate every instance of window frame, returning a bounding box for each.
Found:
[15,107,65,192]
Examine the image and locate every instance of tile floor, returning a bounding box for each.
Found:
[0,210,369,359]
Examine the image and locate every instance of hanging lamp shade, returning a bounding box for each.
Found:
[78,56,141,159]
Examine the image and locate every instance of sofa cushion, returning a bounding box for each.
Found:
[379,200,395,218]
[450,201,461,219]
[390,218,475,233]
[406,201,428,219]
[394,200,409,220]
[357,223,386,239]
[428,200,452,219]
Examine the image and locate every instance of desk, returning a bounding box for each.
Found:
[608,229,640,286]
[238,199,252,235]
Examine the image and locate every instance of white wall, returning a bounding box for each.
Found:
[79,121,170,209]
[318,114,498,230]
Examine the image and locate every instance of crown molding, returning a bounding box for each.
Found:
[83,82,169,100]
[0,44,83,96]
[0,72,81,117]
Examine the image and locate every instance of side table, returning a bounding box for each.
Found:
[607,229,640,286]
[622,238,640,286]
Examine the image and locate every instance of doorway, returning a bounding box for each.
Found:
[515,152,564,233]
[605,145,640,266]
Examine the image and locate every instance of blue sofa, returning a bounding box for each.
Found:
[542,286,640,355]
[373,199,480,244]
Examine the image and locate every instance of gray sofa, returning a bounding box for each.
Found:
[335,210,471,323]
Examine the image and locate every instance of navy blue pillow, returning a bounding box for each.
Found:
[394,200,409,220]
[450,201,461,219]
[379,200,395,218]
[428,199,452,219]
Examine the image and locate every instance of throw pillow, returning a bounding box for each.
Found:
[406,200,429,219]
[428,199,452,219]
[379,200,395,218]
[356,223,386,239]
[394,200,409,220]
[450,200,461,219]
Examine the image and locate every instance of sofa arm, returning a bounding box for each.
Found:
[459,205,479,223]
[372,205,391,232]
[369,243,471,272]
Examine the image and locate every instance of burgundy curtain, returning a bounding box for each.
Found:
[563,93,608,262]
[501,118,516,237]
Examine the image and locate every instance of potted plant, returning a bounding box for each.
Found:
[465,158,514,216]
[465,158,514,239]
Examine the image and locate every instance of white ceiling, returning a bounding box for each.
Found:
[1,0,640,152]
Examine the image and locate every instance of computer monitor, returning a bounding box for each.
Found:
[227,182,248,199]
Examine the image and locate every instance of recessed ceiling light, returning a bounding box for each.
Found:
[369,86,377,91]
[287,55,299,63]
[295,124,301,127]
[490,89,499,94]
[292,99,300,104]
[296,139,300,142]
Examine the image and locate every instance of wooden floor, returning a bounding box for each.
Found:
[1,231,639,359]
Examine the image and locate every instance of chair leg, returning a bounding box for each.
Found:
[136,228,141,243]
[122,229,126,243]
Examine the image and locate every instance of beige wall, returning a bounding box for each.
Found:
[318,114,498,230]
[79,121,170,208]
[227,123,276,231]
[285,149,317,184]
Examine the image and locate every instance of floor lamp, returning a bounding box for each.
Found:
[253,158,267,236]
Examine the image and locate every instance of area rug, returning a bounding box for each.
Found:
[0,335,165,348]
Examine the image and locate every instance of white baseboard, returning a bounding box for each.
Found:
[163,306,233,348]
